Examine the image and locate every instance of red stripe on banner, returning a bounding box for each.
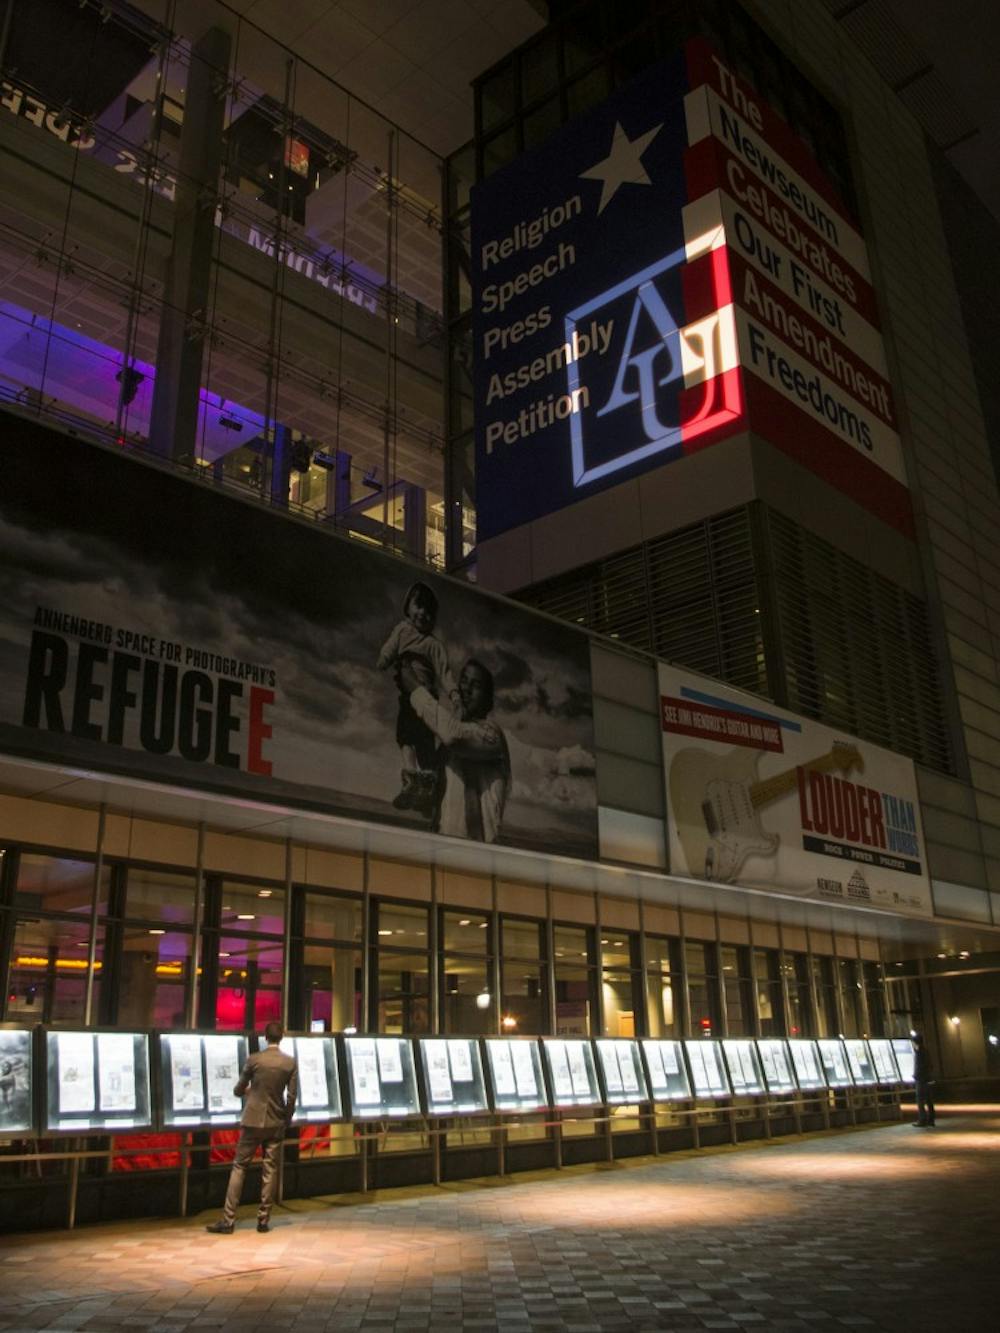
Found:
[684,137,723,205]
[683,137,878,327]
[680,367,745,451]
[727,251,897,430]
[743,374,915,538]
[685,36,860,231]
[682,246,733,321]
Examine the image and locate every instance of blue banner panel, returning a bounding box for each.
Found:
[472,55,695,542]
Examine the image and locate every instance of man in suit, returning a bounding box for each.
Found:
[206,1021,297,1233]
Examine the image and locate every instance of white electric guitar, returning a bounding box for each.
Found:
[669,740,864,883]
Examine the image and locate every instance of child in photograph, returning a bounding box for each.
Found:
[377,581,458,813]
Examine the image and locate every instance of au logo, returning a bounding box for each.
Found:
[564,245,740,487]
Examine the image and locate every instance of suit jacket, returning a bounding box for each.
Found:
[234,1045,297,1132]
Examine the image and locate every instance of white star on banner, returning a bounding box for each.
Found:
[580,120,664,214]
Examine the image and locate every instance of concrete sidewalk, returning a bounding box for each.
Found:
[1,1107,997,1332]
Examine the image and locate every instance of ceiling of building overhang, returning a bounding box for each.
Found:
[2,750,997,960]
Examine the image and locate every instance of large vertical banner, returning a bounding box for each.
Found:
[471,50,742,543]
[659,665,932,917]
[471,39,910,544]
[0,419,597,858]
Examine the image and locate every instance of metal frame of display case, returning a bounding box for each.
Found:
[0,1027,906,1230]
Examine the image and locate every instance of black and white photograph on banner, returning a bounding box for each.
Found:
[0,419,598,858]
[0,1029,32,1134]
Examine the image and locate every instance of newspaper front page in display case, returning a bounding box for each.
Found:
[595,1040,648,1104]
[891,1039,915,1082]
[45,1030,152,1133]
[268,1035,343,1122]
[756,1040,796,1093]
[845,1039,877,1085]
[787,1040,827,1090]
[418,1038,488,1115]
[722,1040,765,1094]
[684,1041,730,1097]
[817,1039,854,1088]
[867,1039,900,1085]
[642,1040,692,1101]
[0,1027,34,1136]
[543,1039,601,1106]
[345,1037,421,1118]
[485,1039,547,1111]
[158,1032,249,1128]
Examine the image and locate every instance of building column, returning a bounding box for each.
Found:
[149,26,232,464]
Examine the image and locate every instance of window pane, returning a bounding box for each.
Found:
[646,970,679,1038]
[724,977,753,1035]
[602,969,637,1037]
[442,959,492,1033]
[688,975,719,1039]
[302,944,362,1032]
[600,933,634,969]
[219,881,284,936]
[554,924,591,960]
[442,911,490,954]
[554,963,593,1035]
[756,982,785,1037]
[215,936,284,1030]
[15,854,110,915]
[645,935,677,973]
[501,959,547,1035]
[686,940,715,977]
[376,902,429,944]
[124,868,196,925]
[118,929,190,1027]
[7,917,103,1022]
[377,952,429,1033]
[303,892,362,944]
[502,918,543,959]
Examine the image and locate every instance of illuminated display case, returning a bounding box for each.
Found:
[891,1038,915,1082]
[787,1039,828,1090]
[594,1039,649,1105]
[641,1039,692,1101]
[255,1034,343,1123]
[0,1026,34,1136]
[344,1036,421,1119]
[483,1038,547,1112]
[44,1029,152,1134]
[755,1040,797,1093]
[721,1039,766,1094]
[417,1037,489,1115]
[541,1039,602,1107]
[866,1039,900,1085]
[683,1040,730,1098]
[158,1032,250,1128]
[817,1039,854,1088]
[844,1039,877,1086]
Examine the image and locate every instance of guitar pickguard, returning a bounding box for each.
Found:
[701,777,779,882]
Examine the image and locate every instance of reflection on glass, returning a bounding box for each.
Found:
[7,918,104,1024]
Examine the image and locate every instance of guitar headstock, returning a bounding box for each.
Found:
[832,742,864,775]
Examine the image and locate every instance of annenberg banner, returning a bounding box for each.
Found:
[659,664,932,918]
[0,418,598,857]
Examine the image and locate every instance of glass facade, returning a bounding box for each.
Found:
[0,0,446,567]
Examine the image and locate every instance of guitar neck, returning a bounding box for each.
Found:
[750,751,843,808]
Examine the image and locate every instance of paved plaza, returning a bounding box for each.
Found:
[0,1108,997,1332]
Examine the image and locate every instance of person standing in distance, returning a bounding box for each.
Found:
[206,1021,297,1233]
[911,1031,936,1128]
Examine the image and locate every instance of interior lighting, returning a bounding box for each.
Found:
[148,929,165,935]
[501,1014,518,1029]
[458,919,471,926]
[237,914,255,920]
[949,1015,961,1026]
[258,890,273,898]
[344,1026,357,1035]
[476,991,491,1010]
[377,929,393,936]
